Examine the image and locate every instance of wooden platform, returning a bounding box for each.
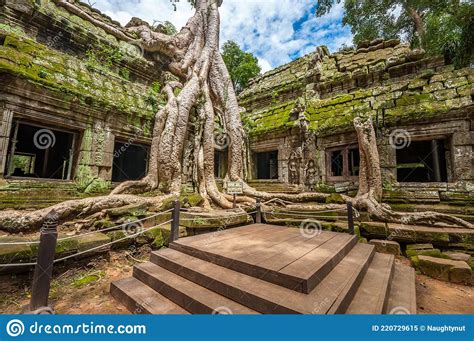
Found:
[111,224,416,314]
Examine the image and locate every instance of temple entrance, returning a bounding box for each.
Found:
[5,121,75,180]
[255,150,278,180]
[214,150,228,179]
[112,141,149,182]
[396,139,448,182]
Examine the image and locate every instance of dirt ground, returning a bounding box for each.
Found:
[1,247,472,314]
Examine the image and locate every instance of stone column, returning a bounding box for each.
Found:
[451,131,473,182]
[75,121,115,191]
[0,108,13,177]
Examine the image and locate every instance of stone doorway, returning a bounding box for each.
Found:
[5,121,76,180]
[112,141,149,182]
[255,150,278,180]
[396,139,448,183]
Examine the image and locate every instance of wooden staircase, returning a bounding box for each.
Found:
[111,224,416,314]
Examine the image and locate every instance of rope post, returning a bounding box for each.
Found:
[29,209,58,313]
[256,198,262,224]
[347,202,355,235]
[233,194,237,209]
[170,200,181,243]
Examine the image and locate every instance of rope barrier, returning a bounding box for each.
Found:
[0,208,174,246]
[0,220,173,268]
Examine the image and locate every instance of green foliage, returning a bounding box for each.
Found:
[222,41,261,94]
[315,0,474,67]
[424,2,474,68]
[85,42,124,71]
[145,81,162,112]
[119,67,130,80]
[162,21,178,35]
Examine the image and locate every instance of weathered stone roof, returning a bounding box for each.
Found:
[0,0,161,119]
[239,39,474,139]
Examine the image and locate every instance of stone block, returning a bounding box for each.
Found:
[76,233,111,256]
[407,243,434,250]
[444,252,471,262]
[369,239,401,255]
[0,243,33,264]
[106,230,134,249]
[406,248,443,258]
[414,255,472,284]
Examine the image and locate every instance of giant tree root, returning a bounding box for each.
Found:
[0,194,172,233]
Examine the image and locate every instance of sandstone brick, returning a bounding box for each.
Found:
[369,239,401,255]
[415,256,472,284]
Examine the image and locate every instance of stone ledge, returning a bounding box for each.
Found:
[413,255,472,285]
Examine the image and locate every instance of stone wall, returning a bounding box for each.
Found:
[0,0,164,205]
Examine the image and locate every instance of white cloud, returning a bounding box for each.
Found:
[94,0,353,70]
[258,58,272,73]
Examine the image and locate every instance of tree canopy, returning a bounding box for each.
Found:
[222,41,261,94]
[316,0,473,67]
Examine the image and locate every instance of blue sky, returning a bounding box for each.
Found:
[94,0,353,73]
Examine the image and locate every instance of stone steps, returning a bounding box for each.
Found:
[111,224,416,314]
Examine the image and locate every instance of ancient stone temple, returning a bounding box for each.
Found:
[239,42,474,204]
[0,0,163,208]
[0,0,473,209]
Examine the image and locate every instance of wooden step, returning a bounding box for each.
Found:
[110,277,189,314]
[386,263,417,314]
[345,253,395,314]
[151,243,374,314]
[133,262,258,314]
[170,225,358,293]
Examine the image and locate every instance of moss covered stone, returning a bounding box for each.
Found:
[0,244,33,264]
[76,233,111,255]
[0,29,156,120]
[413,255,472,284]
[106,230,134,249]
[325,193,346,204]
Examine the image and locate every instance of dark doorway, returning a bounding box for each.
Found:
[214,150,228,179]
[348,147,360,177]
[396,139,448,182]
[6,122,75,180]
[112,141,149,182]
[255,151,278,180]
[330,150,343,177]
